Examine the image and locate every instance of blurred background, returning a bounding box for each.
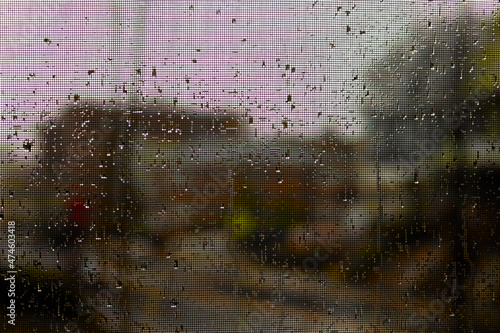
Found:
[1,1,499,332]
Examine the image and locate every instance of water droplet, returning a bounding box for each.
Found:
[170,299,178,308]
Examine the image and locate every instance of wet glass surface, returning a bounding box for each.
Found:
[1,1,500,332]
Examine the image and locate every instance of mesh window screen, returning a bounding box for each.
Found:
[1,1,499,332]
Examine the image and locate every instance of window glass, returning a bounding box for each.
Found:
[1,1,499,332]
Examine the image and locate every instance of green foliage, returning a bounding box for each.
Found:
[470,21,500,99]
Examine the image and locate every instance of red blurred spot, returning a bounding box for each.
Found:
[67,196,91,226]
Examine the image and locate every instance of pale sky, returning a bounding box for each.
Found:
[0,1,496,162]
